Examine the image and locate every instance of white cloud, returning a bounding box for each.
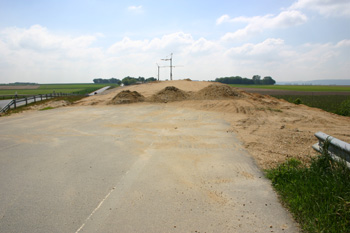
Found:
[226,38,295,62]
[108,32,216,55]
[223,38,350,81]
[0,25,349,83]
[0,25,105,82]
[290,0,350,17]
[220,10,307,40]
[216,15,231,25]
[128,5,143,12]
[1,25,98,53]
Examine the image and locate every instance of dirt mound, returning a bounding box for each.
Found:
[194,84,243,100]
[150,86,190,103]
[109,90,145,104]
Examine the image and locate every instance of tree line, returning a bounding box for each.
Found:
[93,77,157,86]
[215,75,276,85]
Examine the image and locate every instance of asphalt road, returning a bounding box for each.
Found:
[0,99,12,110]
[0,96,52,112]
[88,86,110,96]
[0,104,298,232]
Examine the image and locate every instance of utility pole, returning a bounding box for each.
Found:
[157,64,160,81]
[156,63,167,81]
[161,53,173,80]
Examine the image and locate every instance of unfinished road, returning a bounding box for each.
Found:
[0,104,298,232]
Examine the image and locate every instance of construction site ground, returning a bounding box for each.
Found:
[1,80,349,232]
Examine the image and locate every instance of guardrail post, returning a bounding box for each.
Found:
[14,99,16,109]
[34,96,36,103]
[313,132,350,167]
[25,97,28,106]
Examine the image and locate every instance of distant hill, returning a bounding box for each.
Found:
[277,79,350,86]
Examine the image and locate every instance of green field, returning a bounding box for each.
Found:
[230,84,350,92]
[272,95,350,115]
[0,83,117,96]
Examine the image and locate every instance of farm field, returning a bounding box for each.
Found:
[229,84,350,92]
[271,95,350,115]
[0,83,116,96]
[229,84,350,116]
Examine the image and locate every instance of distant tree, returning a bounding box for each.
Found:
[93,78,121,84]
[146,77,157,82]
[110,78,122,85]
[242,78,254,84]
[122,76,137,86]
[93,78,103,84]
[262,76,276,85]
[215,75,275,85]
[137,77,145,83]
[252,75,261,84]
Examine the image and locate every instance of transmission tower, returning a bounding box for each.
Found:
[161,53,174,80]
[156,63,168,81]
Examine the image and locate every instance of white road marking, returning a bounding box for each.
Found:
[75,186,116,233]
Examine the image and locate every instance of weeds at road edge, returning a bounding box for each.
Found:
[265,141,350,232]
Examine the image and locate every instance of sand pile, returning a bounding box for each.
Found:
[194,84,243,100]
[109,90,145,104]
[150,86,190,103]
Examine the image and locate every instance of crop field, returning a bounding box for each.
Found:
[0,83,117,96]
[272,95,350,115]
[230,84,350,92]
[230,84,350,116]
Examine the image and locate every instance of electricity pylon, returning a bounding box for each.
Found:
[156,63,168,81]
[161,53,174,80]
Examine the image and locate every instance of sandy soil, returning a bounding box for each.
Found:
[9,80,349,169]
[75,80,350,169]
[28,100,71,110]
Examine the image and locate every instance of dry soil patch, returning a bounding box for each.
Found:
[19,81,350,169]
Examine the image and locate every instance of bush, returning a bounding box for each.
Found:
[294,98,302,105]
[337,99,350,116]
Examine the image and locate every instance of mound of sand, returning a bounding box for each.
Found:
[150,86,190,103]
[72,80,350,169]
[109,90,145,104]
[193,84,243,100]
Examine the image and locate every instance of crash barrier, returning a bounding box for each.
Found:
[1,94,32,99]
[312,131,350,167]
[0,93,82,114]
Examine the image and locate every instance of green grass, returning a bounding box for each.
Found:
[272,95,350,115]
[0,83,117,95]
[266,147,350,232]
[39,107,55,111]
[230,84,350,92]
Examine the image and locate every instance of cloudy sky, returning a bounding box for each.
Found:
[0,0,349,83]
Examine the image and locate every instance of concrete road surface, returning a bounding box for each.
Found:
[0,99,13,110]
[0,104,299,233]
[88,86,110,96]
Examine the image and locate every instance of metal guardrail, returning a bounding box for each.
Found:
[312,131,350,166]
[0,92,82,114]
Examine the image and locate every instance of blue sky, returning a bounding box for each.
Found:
[0,0,349,83]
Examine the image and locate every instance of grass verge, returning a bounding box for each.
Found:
[265,145,350,232]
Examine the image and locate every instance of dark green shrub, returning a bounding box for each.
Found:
[294,98,302,105]
[337,99,350,116]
